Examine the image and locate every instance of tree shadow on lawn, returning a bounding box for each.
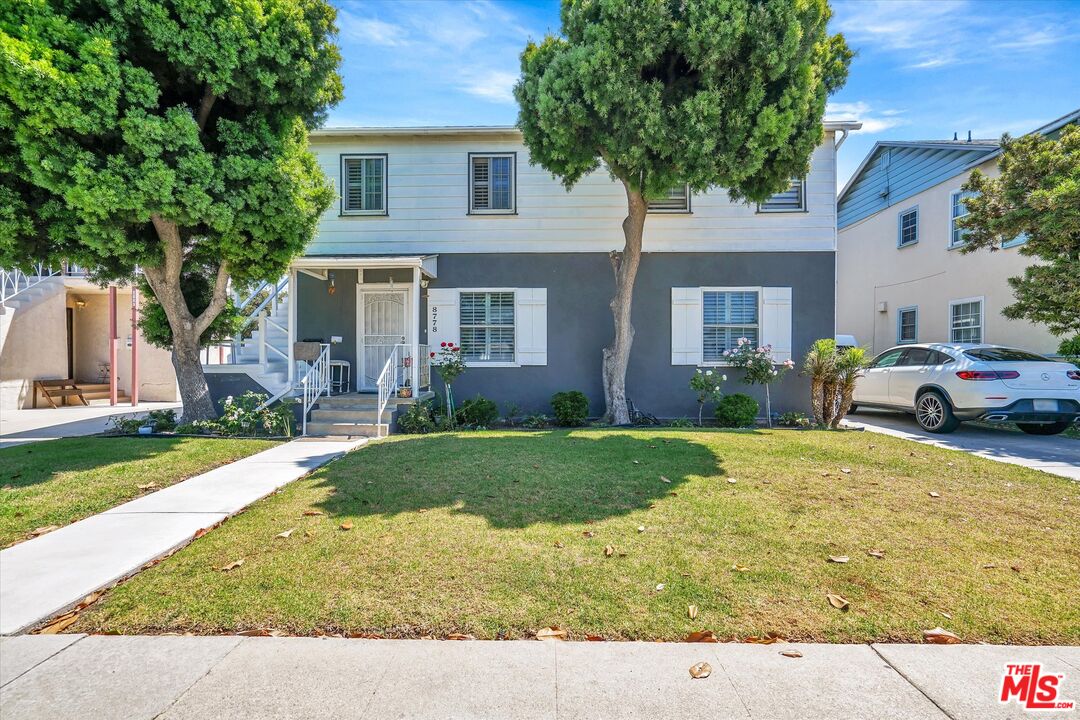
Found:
[0,436,182,490]
[311,430,725,529]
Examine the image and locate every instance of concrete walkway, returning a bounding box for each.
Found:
[0,401,182,449]
[844,410,1080,481]
[0,437,365,635]
[1,636,1077,719]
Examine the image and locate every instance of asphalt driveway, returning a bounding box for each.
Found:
[843,409,1080,481]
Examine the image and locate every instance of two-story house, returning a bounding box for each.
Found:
[836,108,1078,356]
[215,121,860,433]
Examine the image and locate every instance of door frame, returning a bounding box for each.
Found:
[356,283,411,392]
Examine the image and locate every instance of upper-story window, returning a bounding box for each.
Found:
[758,179,806,213]
[897,207,919,247]
[647,185,691,213]
[949,190,976,247]
[469,153,515,214]
[341,154,387,215]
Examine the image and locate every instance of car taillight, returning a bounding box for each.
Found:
[1069,370,1080,380]
[955,370,1019,381]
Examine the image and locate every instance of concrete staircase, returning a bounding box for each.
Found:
[79,382,131,404]
[203,292,291,396]
[305,392,434,438]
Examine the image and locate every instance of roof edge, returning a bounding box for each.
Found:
[311,120,861,137]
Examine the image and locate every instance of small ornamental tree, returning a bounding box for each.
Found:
[724,339,795,427]
[430,342,466,428]
[0,0,343,420]
[515,0,851,423]
[689,369,726,427]
[959,125,1080,336]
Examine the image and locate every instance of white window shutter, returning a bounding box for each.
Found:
[515,288,547,365]
[761,287,793,363]
[671,287,702,365]
[427,288,459,350]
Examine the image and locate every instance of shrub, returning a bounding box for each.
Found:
[777,410,811,428]
[551,390,589,426]
[174,422,209,435]
[145,409,178,431]
[522,413,550,429]
[667,417,694,428]
[456,395,499,428]
[715,393,759,428]
[398,401,437,434]
[215,392,294,437]
[503,401,522,427]
[1058,336,1080,363]
[107,415,147,434]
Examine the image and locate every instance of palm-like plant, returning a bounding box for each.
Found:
[830,347,869,428]
[802,339,837,426]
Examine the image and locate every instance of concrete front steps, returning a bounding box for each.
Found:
[79,383,130,404]
[305,391,434,438]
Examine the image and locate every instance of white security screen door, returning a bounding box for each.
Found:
[359,290,407,391]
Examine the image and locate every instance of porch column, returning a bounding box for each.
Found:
[108,285,118,406]
[287,268,297,387]
[130,286,139,406]
[411,267,420,393]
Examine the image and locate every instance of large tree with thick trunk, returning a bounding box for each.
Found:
[0,0,342,420]
[515,0,851,423]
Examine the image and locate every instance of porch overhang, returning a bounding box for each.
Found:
[291,255,438,278]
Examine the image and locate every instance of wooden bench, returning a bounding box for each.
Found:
[33,379,89,409]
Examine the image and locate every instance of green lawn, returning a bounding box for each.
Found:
[73,429,1079,644]
[0,436,279,547]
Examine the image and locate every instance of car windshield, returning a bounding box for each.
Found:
[964,348,1049,362]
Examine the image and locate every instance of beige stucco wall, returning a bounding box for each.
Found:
[837,159,1059,356]
[0,284,70,411]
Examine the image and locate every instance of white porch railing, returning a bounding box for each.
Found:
[1,263,59,304]
[299,343,331,436]
[206,276,289,366]
[375,345,399,437]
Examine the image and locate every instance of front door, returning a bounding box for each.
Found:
[358,289,408,391]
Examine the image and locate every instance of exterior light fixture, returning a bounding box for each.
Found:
[327,271,336,296]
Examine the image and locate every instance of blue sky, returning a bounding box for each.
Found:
[329,0,1080,188]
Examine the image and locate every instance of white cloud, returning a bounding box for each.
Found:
[458,70,519,104]
[337,12,408,46]
[826,101,907,134]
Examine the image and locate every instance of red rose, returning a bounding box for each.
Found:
[440,342,446,347]
[429,352,435,358]
[453,347,460,352]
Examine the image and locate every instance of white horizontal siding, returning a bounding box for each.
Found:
[307,133,837,255]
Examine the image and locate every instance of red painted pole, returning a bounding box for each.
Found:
[130,287,139,406]
[109,285,118,406]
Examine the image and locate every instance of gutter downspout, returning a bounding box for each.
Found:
[834,127,852,151]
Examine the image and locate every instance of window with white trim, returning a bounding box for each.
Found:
[469,154,515,213]
[342,155,386,214]
[758,179,805,212]
[647,185,690,213]
[949,190,975,247]
[897,207,918,247]
[702,290,759,362]
[897,306,918,344]
[459,291,515,362]
[949,299,982,343]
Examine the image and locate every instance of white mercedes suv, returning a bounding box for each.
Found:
[851,343,1080,434]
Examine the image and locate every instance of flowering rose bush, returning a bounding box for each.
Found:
[723,338,796,427]
[689,368,727,426]
[431,342,467,428]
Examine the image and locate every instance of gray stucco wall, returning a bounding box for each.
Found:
[294,252,834,419]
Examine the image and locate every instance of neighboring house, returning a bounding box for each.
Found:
[212,121,860,430]
[0,267,178,411]
[836,108,1079,356]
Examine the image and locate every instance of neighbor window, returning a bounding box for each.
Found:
[1002,232,1028,249]
[469,154,515,213]
[342,155,386,215]
[897,207,918,247]
[702,290,759,362]
[758,179,805,212]
[949,299,983,343]
[647,185,690,213]
[897,306,918,344]
[459,291,515,362]
[949,190,975,247]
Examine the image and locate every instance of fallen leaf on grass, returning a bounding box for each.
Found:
[302,510,324,517]
[928,491,941,498]
[923,627,961,644]
[304,530,315,538]
[582,530,595,538]
[841,468,852,474]
[826,593,850,611]
[275,529,295,539]
[536,626,568,641]
[217,559,244,572]
[867,549,886,559]
[982,563,997,569]
[39,612,79,635]
[340,521,353,531]
[446,633,475,640]
[731,563,750,572]
[744,635,785,644]
[655,583,665,591]
[660,475,671,483]
[137,482,158,491]
[828,555,850,564]
[586,634,606,642]
[688,605,698,620]
[29,525,59,537]
[780,650,803,658]
[637,526,645,533]
[554,541,565,548]
[632,460,641,465]
[684,630,719,643]
[727,478,737,484]
[604,545,615,557]
[940,611,952,620]
[689,662,712,679]
[347,632,385,639]
[237,628,271,637]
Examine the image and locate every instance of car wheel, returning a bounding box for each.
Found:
[848,404,858,414]
[1017,421,1073,436]
[914,391,960,433]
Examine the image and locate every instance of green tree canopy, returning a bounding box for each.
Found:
[960,124,1080,337]
[515,0,851,422]
[0,0,342,419]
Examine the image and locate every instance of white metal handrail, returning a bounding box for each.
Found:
[376,346,400,438]
[299,343,331,436]
[1,263,59,304]
[227,276,288,365]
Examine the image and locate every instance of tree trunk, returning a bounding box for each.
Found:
[810,377,825,425]
[171,334,218,421]
[821,380,838,427]
[764,384,772,428]
[602,184,647,425]
[831,380,857,429]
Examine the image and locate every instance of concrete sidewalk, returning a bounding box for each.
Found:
[1,636,1077,719]
[0,437,365,635]
[0,401,182,449]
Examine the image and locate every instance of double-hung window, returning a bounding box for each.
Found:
[459,291,515,362]
[897,207,919,247]
[949,298,983,343]
[949,190,975,247]
[469,153,515,213]
[702,290,759,362]
[897,306,918,344]
[341,155,387,215]
[758,179,805,212]
[647,185,691,213]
